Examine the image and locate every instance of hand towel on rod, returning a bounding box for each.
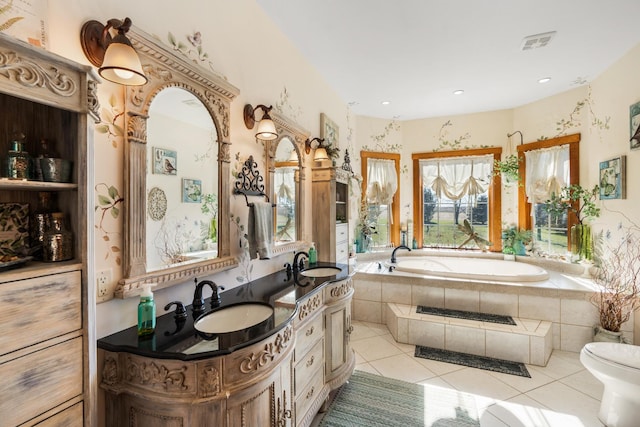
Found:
[248,201,273,260]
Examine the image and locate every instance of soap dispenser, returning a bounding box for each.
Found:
[138,284,156,336]
[308,242,317,264]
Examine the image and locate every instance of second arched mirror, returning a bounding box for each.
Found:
[266,112,310,255]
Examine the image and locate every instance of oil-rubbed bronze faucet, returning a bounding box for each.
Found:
[293,251,309,271]
[389,245,411,270]
[192,278,225,317]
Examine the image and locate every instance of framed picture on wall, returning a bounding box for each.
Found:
[153,147,178,175]
[182,178,202,203]
[320,113,339,148]
[630,101,640,150]
[599,155,626,200]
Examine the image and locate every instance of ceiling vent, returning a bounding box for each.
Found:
[520,31,557,51]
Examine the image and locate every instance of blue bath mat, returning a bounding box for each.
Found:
[416,305,516,325]
[415,345,530,378]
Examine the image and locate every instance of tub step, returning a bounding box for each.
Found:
[386,303,553,366]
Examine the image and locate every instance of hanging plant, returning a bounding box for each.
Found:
[493,154,521,183]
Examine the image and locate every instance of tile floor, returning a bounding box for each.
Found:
[335,320,605,427]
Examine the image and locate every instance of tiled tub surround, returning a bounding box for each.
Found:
[353,253,635,354]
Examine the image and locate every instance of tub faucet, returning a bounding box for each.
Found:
[293,251,309,271]
[390,245,411,264]
[192,278,225,317]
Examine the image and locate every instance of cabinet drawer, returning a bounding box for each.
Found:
[0,337,83,427]
[294,338,323,394]
[294,313,323,361]
[335,223,348,242]
[336,241,349,265]
[0,270,81,356]
[295,366,324,424]
[35,402,83,427]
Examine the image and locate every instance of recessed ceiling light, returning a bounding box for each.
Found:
[453,90,464,95]
[538,77,551,84]
[381,101,391,105]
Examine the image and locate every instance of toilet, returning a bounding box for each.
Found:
[580,342,640,427]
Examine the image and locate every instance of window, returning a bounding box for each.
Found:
[361,151,400,247]
[412,148,502,250]
[517,134,580,255]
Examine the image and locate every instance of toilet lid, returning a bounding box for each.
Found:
[584,342,640,370]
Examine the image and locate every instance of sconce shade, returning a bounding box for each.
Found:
[314,147,329,161]
[255,115,278,140]
[80,18,148,86]
[244,104,278,141]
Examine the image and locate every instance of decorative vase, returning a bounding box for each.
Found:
[512,240,526,256]
[571,223,592,261]
[593,325,628,343]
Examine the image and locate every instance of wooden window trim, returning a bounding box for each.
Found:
[361,151,401,246]
[516,133,580,248]
[411,147,503,251]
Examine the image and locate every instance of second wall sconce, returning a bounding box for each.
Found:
[80,17,148,86]
[244,104,278,141]
[305,137,329,161]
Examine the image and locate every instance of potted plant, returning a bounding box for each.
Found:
[544,184,600,261]
[355,198,376,253]
[591,231,640,342]
[502,226,532,258]
[493,154,521,183]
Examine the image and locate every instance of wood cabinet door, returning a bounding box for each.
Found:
[324,300,351,379]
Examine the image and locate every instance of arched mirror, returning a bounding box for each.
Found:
[115,27,239,298]
[146,88,218,270]
[266,112,309,255]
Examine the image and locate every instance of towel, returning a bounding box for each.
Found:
[247,201,273,260]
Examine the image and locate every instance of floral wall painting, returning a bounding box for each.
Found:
[182,178,202,203]
[599,155,626,200]
[630,101,640,150]
[321,113,339,148]
[153,147,178,175]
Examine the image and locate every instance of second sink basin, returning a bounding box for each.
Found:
[299,267,341,277]
[194,303,274,334]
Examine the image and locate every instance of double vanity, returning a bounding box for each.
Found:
[98,263,354,427]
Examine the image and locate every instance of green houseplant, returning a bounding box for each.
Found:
[493,154,521,183]
[502,226,532,256]
[591,232,640,341]
[544,184,600,261]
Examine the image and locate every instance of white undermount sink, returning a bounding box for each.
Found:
[299,267,341,277]
[194,303,274,334]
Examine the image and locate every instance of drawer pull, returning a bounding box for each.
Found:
[306,326,314,336]
[306,356,315,367]
[306,387,315,399]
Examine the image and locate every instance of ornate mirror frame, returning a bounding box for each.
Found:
[265,111,310,255]
[115,27,239,298]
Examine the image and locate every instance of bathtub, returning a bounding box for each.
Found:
[391,256,549,282]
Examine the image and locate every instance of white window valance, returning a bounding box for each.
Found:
[420,155,493,203]
[366,158,398,206]
[524,145,569,204]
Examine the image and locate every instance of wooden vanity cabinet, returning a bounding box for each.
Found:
[0,34,97,426]
[99,277,355,427]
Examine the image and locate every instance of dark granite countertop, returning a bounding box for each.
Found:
[97,262,350,361]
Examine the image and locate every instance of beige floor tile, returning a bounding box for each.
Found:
[559,369,604,401]
[478,411,509,427]
[487,366,555,393]
[350,335,405,362]
[413,354,467,376]
[380,333,415,353]
[364,321,391,335]
[525,382,602,427]
[487,395,592,427]
[440,367,521,402]
[369,353,437,383]
[350,321,379,341]
[528,351,584,379]
[354,363,379,375]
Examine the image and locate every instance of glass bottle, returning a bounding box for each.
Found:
[6,133,30,179]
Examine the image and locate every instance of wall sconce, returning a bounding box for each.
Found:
[305,137,329,161]
[80,17,148,86]
[244,104,278,140]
